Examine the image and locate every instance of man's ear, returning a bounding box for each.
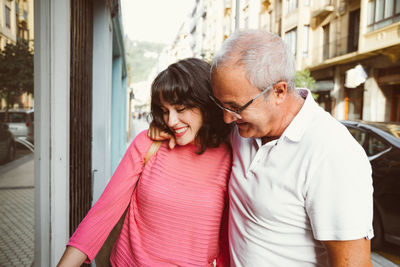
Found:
[273,82,287,104]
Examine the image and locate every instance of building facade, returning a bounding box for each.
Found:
[165,0,400,122]
[308,0,400,122]
[0,0,34,109]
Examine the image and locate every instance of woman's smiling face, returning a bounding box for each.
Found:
[161,100,203,146]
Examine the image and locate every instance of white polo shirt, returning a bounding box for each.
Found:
[229,89,374,266]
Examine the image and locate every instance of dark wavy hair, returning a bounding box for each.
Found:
[151,58,231,154]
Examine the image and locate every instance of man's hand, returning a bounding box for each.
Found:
[148,122,176,149]
[322,238,372,267]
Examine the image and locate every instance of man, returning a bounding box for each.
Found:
[151,30,374,266]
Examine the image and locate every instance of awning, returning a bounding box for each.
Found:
[315,80,334,92]
[345,64,368,88]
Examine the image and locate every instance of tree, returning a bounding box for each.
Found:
[295,69,316,90]
[0,40,34,116]
[295,69,318,100]
[125,38,165,83]
[200,50,214,64]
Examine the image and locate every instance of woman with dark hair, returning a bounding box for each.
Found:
[58,58,232,267]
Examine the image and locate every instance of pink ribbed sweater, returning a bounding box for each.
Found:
[68,130,231,266]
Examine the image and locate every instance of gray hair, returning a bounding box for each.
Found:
[211,29,296,92]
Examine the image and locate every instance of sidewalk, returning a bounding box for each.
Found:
[373,252,400,267]
[0,154,34,267]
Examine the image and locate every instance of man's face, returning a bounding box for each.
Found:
[211,65,278,139]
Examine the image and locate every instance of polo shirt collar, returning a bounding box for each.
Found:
[279,88,317,143]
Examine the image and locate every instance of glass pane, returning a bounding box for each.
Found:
[348,128,367,149]
[8,113,26,123]
[376,0,384,21]
[368,135,389,155]
[396,0,400,13]
[286,0,289,14]
[302,25,309,56]
[385,0,394,18]
[368,0,375,24]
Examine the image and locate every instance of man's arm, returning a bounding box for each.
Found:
[147,122,176,149]
[322,238,372,267]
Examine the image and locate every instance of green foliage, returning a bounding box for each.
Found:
[0,41,34,111]
[295,69,318,99]
[200,50,214,64]
[125,38,166,83]
[295,69,316,90]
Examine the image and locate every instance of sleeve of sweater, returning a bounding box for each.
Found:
[67,130,153,263]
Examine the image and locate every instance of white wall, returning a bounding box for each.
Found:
[34,0,70,265]
[92,0,113,204]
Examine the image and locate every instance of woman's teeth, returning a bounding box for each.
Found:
[175,127,188,134]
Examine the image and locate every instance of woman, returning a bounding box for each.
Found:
[58,58,232,266]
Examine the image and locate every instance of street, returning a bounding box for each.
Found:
[0,145,399,266]
[131,117,150,141]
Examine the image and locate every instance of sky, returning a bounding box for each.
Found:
[120,0,195,44]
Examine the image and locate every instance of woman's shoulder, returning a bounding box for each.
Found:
[134,129,151,142]
[127,129,154,155]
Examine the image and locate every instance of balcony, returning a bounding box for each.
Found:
[311,0,335,28]
[311,35,358,66]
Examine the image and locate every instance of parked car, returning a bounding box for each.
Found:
[341,120,400,250]
[0,122,16,164]
[0,109,34,143]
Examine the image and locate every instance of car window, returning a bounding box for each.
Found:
[0,112,26,122]
[367,135,390,156]
[8,113,26,123]
[348,127,367,148]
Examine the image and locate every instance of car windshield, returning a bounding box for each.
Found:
[0,112,26,123]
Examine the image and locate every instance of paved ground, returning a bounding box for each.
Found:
[0,152,34,267]
[0,146,399,267]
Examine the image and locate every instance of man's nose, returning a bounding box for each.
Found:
[223,110,237,124]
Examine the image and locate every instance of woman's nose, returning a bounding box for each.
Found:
[167,111,178,127]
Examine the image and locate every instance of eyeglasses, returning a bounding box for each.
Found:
[209,84,274,119]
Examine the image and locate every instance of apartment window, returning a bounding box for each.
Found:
[323,24,330,60]
[259,10,269,31]
[367,0,400,31]
[302,25,309,57]
[244,16,249,28]
[5,6,11,28]
[285,27,297,56]
[286,0,298,14]
[348,9,360,53]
